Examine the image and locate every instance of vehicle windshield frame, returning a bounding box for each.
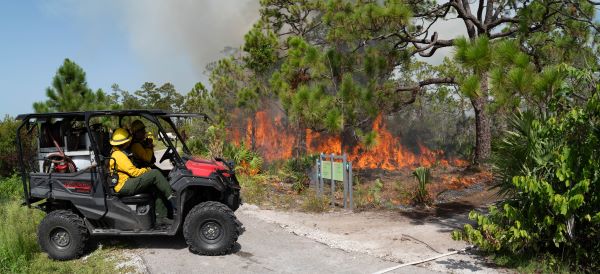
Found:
[85,112,185,168]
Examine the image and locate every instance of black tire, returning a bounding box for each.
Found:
[183,201,242,255]
[225,191,241,212]
[38,210,89,260]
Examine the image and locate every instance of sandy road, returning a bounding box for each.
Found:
[128,208,437,274]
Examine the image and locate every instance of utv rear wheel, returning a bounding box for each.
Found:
[38,210,89,260]
[183,201,242,255]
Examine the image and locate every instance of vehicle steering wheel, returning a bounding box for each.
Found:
[159,147,174,163]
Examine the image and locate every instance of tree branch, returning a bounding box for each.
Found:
[477,0,484,22]
[396,77,456,92]
[449,0,485,34]
[393,77,456,109]
[484,0,495,24]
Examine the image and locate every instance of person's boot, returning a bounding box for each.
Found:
[166,205,174,220]
[167,195,178,218]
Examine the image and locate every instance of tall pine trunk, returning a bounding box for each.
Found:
[471,73,491,166]
[340,126,356,156]
[250,113,257,151]
[294,127,307,157]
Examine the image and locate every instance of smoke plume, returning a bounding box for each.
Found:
[118,0,260,78]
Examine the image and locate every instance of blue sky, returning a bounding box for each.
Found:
[0,1,142,116]
[0,0,258,117]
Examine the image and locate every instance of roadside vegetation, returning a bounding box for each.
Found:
[453,69,600,272]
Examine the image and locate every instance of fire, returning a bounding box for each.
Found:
[230,111,467,170]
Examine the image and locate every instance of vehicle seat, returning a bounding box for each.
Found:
[118,193,153,204]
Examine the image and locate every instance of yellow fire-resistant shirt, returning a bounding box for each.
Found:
[110,147,150,192]
[130,142,154,164]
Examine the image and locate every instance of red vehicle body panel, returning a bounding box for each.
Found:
[185,158,230,178]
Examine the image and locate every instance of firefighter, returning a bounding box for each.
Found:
[109,128,176,216]
[129,120,155,167]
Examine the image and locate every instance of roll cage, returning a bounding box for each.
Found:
[15,110,211,206]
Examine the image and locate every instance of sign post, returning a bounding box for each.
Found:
[316,153,353,209]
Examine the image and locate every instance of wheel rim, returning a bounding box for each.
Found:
[50,227,71,250]
[199,220,222,242]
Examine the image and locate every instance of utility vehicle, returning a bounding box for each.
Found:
[14,110,243,260]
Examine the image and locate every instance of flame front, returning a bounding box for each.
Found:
[230,111,467,170]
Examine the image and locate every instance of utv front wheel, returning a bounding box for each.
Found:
[38,210,89,260]
[183,201,242,255]
[225,191,241,212]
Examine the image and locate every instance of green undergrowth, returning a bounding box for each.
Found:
[0,175,124,274]
[491,253,574,274]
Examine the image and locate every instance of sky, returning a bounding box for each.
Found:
[0,1,596,117]
[0,0,259,117]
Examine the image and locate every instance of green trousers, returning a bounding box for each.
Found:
[119,169,173,198]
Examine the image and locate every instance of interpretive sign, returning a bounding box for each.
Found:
[321,161,344,181]
[315,153,353,209]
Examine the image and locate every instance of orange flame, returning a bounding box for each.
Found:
[230,111,467,170]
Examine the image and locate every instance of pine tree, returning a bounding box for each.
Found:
[33,58,108,112]
[134,82,184,112]
[324,0,599,166]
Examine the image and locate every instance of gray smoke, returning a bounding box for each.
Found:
[45,0,260,91]
[118,0,260,78]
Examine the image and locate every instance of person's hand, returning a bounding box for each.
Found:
[143,138,154,148]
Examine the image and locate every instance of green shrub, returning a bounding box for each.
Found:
[187,137,209,157]
[454,93,600,271]
[223,142,263,175]
[279,154,317,193]
[492,111,540,196]
[0,116,19,177]
[0,116,37,177]
[412,167,432,205]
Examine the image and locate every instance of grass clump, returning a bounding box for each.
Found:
[238,174,268,205]
[491,253,573,274]
[301,190,329,213]
[0,173,22,200]
[352,176,381,209]
[0,200,42,273]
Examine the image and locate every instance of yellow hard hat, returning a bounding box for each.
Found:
[110,128,132,146]
[130,120,146,133]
